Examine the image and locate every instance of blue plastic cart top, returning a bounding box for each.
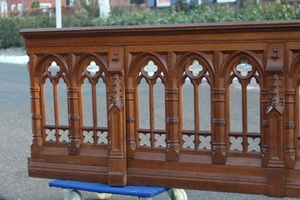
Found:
[49,180,169,198]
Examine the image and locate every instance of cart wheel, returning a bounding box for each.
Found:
[95,193,111,199]
[63,189,84,200]
[173,189,187,200]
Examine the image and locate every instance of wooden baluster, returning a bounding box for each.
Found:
[30,54,43,153]
[284,50,297,169]
[166,52,180,162]
[212,51,227,164]
[125,84,136,159]
[67,53,81,155]
[125,52,136,159]
[285,88,296,169]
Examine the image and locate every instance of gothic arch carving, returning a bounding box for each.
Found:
[174,51,214,85]
[220,51,264,86]
[34,54,68,84]
[74,53,108,84]
[289,55,300,86]
[128,52,168,85]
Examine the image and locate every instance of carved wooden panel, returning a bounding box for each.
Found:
[21,20,300,198]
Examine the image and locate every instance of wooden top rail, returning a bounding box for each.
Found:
[20,20,300,45]
[21,20,300,198]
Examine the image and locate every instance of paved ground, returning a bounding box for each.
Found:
[0,58,299,199]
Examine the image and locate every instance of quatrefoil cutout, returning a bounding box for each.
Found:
[46,129,56,142]
[144,60,158,77]
[199,135,211,150]
[86,61,100,76]
[139,133,151,147]
[83,131,94,143]
[183,135,195,149]
[59,130,69,142]
[154,134,166,147]
[230,136,243,151]
[248,137,260,152]
[188,60,203,77]
[97,131,108,144]
[236,60,252,77]
[48,61,60,76]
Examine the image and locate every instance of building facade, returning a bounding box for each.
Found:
[0,0,8,16]
[5,0,67,13]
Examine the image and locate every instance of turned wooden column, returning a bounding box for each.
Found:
[107,47,127,186]
[125,81,136,159]
[68,53,81,156]
[29,54,43,153]
[166,52,180,162]
[284,87,296,169]
[212,51,227,164]
[284,48,298,169]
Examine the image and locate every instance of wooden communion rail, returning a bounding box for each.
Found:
[20,20,300,198]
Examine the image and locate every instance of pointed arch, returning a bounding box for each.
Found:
[289,55,300,85]
[128,52,168,84]
[74,53,108,82]
[174,51,214,85]
[220,51,263,85]
[34,54,68,83]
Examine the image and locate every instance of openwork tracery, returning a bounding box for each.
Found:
[175,52,214,154]
[129,53,168,152]
[76,54,109,147]
[222,51,263,156]
[36,55,69,144]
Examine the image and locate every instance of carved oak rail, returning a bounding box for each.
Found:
[20,20,300,198]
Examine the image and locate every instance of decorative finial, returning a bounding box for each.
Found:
[271,48,280,60]
[112,51,120,62]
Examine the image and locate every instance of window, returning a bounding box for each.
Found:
[217,0,235,2]
[148,0,231,7]
[1,2,7,12]
[40,3,52,8]
[69,0,75,5]
[11,4,16,12]
[17,3,22,11]
[156,0,170,7]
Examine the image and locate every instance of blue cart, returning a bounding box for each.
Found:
[49,180,187,200]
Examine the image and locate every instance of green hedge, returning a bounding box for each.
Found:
[0,16,56,48]
[95,3,300,26]
[1,2,300,49]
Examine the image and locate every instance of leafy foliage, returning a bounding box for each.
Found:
[95,2,300,25]
[1,1,300,49]
[31,0,40,9]
[0,16,56,48]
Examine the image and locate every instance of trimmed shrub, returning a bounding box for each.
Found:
[1,1,300,49]
[0,16,56,48]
